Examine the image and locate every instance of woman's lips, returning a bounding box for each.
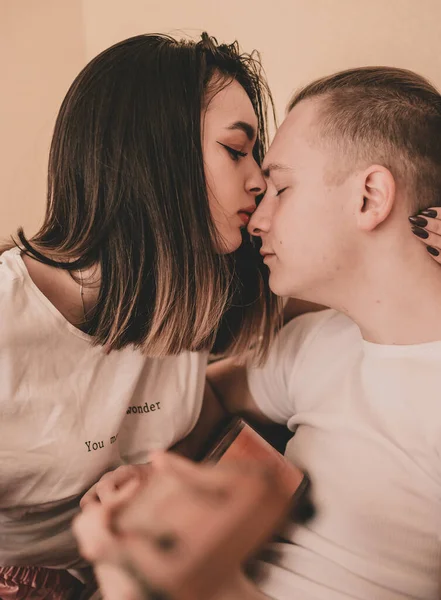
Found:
[238,211,251,225]
[238,205,256,226]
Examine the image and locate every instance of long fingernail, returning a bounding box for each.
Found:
[427,245,439,256]
[411,226,429,239]
[291,496,316,523]
[420,209,438,218]
[409,216,428,227]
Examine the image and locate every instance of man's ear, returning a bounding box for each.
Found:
[355,165,396,231]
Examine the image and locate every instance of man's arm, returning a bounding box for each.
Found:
[201,310,328,455]
[207,357,273,425]
[207,358,294,453]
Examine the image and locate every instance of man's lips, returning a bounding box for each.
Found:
[260,249,276,262]
[260,249,274,257]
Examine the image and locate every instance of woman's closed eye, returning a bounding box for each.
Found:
[217,142,248,162]
[276,187,288,197]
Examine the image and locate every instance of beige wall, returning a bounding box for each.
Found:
[2,0,441,239]
[0,0,85,241]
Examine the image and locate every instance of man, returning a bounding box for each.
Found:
[208,65,441,600]
[75,66,441,600]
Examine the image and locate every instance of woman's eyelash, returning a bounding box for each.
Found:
[276,187,288,197]
[217,142,248,161]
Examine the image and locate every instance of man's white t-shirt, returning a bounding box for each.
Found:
[0,247,207,568]
[248,309,441,600]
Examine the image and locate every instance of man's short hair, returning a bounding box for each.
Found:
[289,67,441,212]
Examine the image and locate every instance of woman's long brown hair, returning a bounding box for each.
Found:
[9,33,281,360]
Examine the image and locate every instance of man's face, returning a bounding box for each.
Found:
[249,98,358,301]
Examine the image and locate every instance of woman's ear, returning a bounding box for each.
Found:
[355,165,396,231]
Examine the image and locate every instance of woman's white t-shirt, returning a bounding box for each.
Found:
[0,247,207,568]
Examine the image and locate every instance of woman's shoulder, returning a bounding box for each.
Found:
[0,246,25,294]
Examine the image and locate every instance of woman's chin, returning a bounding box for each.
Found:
[216,231,243,255]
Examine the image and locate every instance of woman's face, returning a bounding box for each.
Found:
[202,80,266,253]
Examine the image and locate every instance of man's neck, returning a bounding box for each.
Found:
[327,243,441,345]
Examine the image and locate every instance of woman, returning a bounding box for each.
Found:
[0,32,280,598]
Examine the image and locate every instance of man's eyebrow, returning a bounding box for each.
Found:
[262,163,294,179]
[226,121,256,141]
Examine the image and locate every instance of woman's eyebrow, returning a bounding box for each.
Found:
[225,121,256,141]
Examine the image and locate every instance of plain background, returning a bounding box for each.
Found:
[2,0,441,239]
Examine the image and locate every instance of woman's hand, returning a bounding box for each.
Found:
[73,452,291,600]
[80,463,150,509]
[74,477,145,600]
[409,208,441,262]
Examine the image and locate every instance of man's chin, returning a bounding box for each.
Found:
[268,270,311,301]
[268,272,293,299]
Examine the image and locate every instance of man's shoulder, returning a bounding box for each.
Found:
[275,308,361,374]
[246,309,361,423]
[275,309,361,400]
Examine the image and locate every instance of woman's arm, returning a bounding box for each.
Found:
[171,380,229,460]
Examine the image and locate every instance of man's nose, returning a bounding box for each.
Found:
[248,195,273,237]
[246,162,266,198]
